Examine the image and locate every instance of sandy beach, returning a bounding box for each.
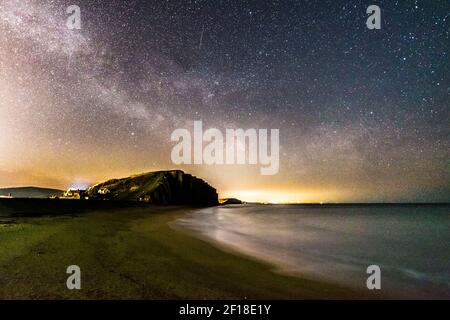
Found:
[0,203,377,299]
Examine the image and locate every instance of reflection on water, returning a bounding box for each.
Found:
[178,204,450,299]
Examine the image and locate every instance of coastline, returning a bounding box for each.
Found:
[175,204,450,300]
[0,205,379,299]
[170,209,383,300]
[132,207,380,299]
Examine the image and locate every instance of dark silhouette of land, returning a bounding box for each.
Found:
[0,186,63,198]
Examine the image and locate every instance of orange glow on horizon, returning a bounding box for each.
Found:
[220,189,348,204]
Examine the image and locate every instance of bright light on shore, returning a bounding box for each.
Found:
[69,181,90,190]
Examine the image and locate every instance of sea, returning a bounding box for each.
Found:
[178,204,450,299]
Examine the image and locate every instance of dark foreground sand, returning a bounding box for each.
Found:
[0,204,380,299]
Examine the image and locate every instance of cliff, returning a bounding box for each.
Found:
[86,170,218,206]
[219,198,243,205]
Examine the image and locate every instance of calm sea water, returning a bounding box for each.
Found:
[178,204,450,299]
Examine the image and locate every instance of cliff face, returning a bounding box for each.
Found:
[86,170,218,206]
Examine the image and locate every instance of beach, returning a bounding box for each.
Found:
[179,204,450,299]
[0,202,372,299]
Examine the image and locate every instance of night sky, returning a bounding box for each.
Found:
[0,0,449,202]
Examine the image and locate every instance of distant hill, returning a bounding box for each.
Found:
[86,170,218,206]
[219,198,243,205]
[0,187,64,198]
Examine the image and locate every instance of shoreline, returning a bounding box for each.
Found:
[165,209,382,299]
[0,205,381,299]
[174,204,450,300]
[171,212,315,280]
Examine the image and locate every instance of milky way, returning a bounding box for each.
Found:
[0,0,449,202]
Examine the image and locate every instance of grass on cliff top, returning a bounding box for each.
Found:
[0,206,376,299]
[90,171,166,199]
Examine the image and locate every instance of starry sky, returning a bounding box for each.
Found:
[0,0,449,203]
